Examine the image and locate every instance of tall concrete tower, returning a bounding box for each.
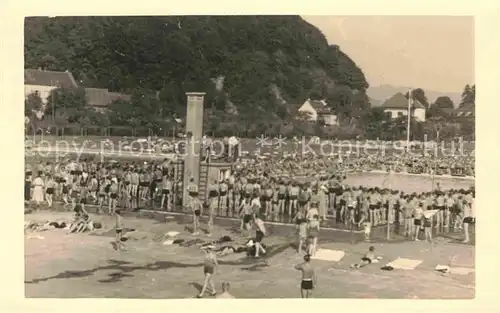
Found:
[182,92,205,206]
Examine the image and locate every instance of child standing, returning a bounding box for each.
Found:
[294,210,308,254]
[114,209,126,251]
[307,215,320,256]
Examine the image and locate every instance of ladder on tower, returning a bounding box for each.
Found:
[173,160,184,206]
[198,162,209,204]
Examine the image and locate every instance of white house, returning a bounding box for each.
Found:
[298,99,327,121]
[24,68,79,104]
[297,98,338,125]
[382,92,426,122]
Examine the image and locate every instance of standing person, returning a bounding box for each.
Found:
[108,178,119,215]
[253,214,267,258]
[219,179,228,216]
[307,215,320,256]
[113,209,127,251]
[61,178,70,206]
[413,202,424,241]
[238,198,253,237]
[263,183,274,219]
[251,195,262,218]
[89,174,99,204]
[318,184,328,221]
[453,195,464,230]
[243,177,253,204]
[368,190,380,226]
[387,190,397,225]
[191,196,203,236]
[462,197,475,243]
[138,170,150,201]
[123,169,132,202]
[130,169,139,203]
[79,183,89,212]
[207,192,217,237]
[160,174,172,211]
[294,210,308,254]
[208,179,219,218]
[328,178,336,213]
[197,245,218,298]
[422,209,433,242]
[289,182,299,218]
[435,191,446,229]
[298,184,310,213]
[24,174,32,206]
[276,180,287,219]
[186,177,199,211]
[294,254,316,299]
[45,175,56,208]
[31,171,45,209]
[357,211,371,242]
[401,196,413,237]
[216,282,235,299]
[445,192,455,229]
[97,178,107,214]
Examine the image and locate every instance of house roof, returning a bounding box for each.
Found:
[382,92,425,109]
[308,99,327,111]
[317,107,333,115]
[85,88,131,107]
[24,69,78,88]
[457,101,475,112]
[455,111,474,117]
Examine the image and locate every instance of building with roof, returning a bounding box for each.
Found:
[455,101,475,119]
[24,68,79,104]
[382,92,426,122]
[297,98,338,125]
[85,88,131,112]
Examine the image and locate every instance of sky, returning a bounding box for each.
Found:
[302,16,474,93]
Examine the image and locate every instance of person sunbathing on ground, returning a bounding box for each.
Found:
[213,244,247,256]
[350,246,382,268]
[26,220,54,232]
[67,199,92,234]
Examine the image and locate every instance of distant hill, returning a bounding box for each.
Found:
[24,16,369,121]
[367,84,462,107]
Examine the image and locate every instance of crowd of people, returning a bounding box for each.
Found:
[25,145,475,241]
[24,140,476,299]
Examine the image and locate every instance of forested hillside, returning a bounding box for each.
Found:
[25,16,372,136]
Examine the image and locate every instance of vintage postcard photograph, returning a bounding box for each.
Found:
[21,14,478,299]
[2,1,499,311]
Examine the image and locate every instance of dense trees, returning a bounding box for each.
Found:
[461,84,475,105]
[25,16,368,112]
[24,16,474,140]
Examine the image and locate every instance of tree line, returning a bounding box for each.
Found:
[25,84,474,141]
